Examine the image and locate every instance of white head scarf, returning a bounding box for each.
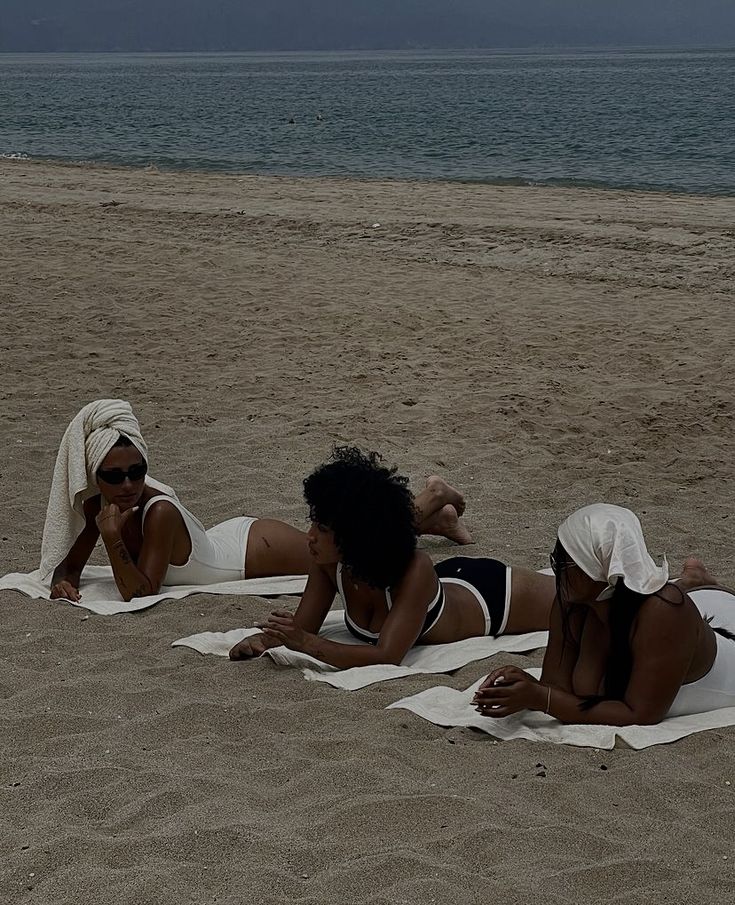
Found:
[40,399,175,580]
[557,503,669,599]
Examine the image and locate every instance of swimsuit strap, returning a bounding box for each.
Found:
[338,562,392,609]
[340,562,446,644]
[141,493,179,523]
[141,494,207,534]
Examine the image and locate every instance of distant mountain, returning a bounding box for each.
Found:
[1,1,734,52]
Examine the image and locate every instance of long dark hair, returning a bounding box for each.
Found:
[589,581,651,707]
[554,538,735,710]
[553,538,680,709]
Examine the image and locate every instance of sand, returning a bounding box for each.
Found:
[1,159,734,904]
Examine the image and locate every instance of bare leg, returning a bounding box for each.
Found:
[421,504,473,545]
[675,557,734,595]
[414,475,466,520]
[414,477,472,544]
[245,519,312,577]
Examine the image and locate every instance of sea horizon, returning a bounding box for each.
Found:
[2,47,733,196]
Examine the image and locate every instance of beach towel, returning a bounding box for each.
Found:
[0,565,306,615]
[386,668,735,750]
[172,612,549,690]
[40,399,177,580]
[388,589,735,748]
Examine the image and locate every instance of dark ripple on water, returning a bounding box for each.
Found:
[1,49,734,195]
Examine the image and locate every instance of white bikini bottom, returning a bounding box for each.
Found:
[668,589,735,717]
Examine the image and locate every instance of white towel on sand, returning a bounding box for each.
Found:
[40,399,176,580]
[388,592,735,749]
[0,565,306,615]
[172,612,549,690]
[387,668,735,750]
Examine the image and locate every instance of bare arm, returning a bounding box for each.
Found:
[546,596,699,725]
[230,560,335,660]
[262,555,436,669]
[477,596,701,726]
[476,597,585,705]
[50,496,102,600]
[98,500,178,601]
[309,567,430,668]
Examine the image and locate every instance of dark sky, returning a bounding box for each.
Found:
[2,1,735,52]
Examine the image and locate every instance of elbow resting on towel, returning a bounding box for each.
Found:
[309,636,408,670]
[120,577,157,602]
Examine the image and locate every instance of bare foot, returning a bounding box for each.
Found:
[421,504,473,545]
[425,475,466,517]
[678,556,719,589]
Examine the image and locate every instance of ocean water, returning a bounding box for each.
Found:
[1,49,734,194]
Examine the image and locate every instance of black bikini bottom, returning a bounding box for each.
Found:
[433,556,509,636]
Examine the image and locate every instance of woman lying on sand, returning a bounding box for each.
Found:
[229,447,555,667]
[47,402,471,603]
[473,504,735,724]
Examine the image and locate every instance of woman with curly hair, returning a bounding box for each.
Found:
[229,447,555,668]
[46,403,472,604]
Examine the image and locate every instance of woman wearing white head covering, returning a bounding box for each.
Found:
[46,402,475,604]
[46,400,314,602]
[472,504,735,724]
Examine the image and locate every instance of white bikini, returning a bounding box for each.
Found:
[141,495,256,586]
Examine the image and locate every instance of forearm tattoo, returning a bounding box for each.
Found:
[109,540,150,597]
[112,540,132,565]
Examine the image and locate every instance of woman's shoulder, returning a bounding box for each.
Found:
[140,493,186,526]
[138,499,189,554]
[393,551,437,594]
[634,583,702,635]
[642,582,689,610]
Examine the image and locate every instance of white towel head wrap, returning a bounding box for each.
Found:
[40,399,175,581]
[557,503,669,599]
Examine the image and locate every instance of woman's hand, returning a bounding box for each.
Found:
[95,503,138,542]
[229,633,278,660]
[258,609,317,655]
[472,665,547,718]
[50,580,81,602]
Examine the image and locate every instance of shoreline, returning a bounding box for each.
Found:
[3,153,735,200]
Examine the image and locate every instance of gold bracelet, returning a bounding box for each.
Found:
[545,685,552,714]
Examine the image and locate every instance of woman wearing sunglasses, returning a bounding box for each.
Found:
[472,504,735,724]
[47,404,472,604]
[48,431,312,602]
[229,447,556,666]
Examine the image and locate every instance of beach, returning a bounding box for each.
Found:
[1,158,734,903]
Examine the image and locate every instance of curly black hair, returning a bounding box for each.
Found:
[303,446,418,589]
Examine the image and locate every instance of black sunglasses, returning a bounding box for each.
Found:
[96,461,148,485]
